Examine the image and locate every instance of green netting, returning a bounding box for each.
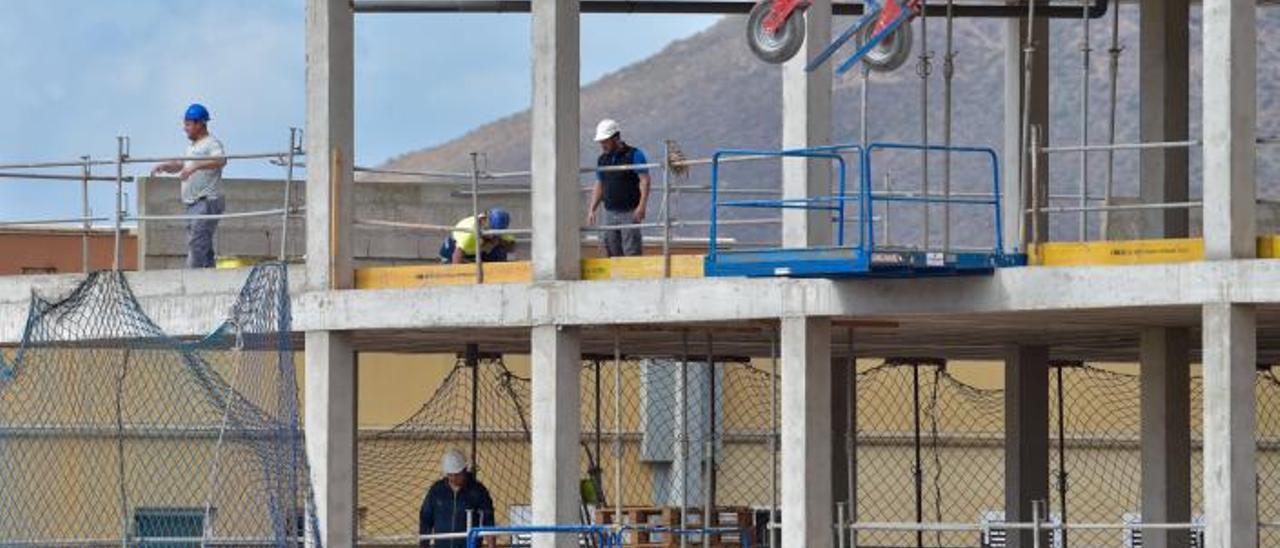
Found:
[0,263,317,547]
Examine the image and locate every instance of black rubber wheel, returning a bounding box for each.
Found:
[854,20,913,72]
[747,0,806,64]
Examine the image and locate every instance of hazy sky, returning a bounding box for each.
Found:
[0,1,716,221]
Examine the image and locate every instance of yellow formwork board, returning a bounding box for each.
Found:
[354,262,532,289]
[1032,238,1204,266]
[1033,235,1280,266]
[580,255,704,280]
[354,255,705,289]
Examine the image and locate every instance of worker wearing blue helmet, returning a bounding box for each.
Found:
[150,103,227,268]
[439,207,517,264]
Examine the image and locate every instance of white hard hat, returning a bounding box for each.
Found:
[594,119,621,142]
[441,449,467,475]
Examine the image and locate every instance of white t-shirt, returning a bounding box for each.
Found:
[181,135,225,205]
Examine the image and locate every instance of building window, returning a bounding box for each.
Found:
[20,267,56,275]
[134,507,205,548]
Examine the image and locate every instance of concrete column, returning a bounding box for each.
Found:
[531,0,580,281]
[1138,0,1190,239]
[1202,0,1256,260]
[305,0,354,290]
[1201,303,1257,548]
[780,317,833,548]
[529,2,582,545]
[530,325,582,548]
[830,354,850,509]
[304,331,357,546]
[1140,328,1191,548]
[1002,15,1049,251]
[781,0,833,248]
[1005,345,1049,548]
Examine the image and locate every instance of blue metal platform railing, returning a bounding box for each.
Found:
[862,141,1006,257]
[708,145,861,267]
[705,142,1024,278]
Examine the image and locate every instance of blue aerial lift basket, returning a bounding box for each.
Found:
[703,142,1028,278]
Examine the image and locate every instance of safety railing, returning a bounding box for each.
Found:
[707,146,860,265]
[864,142,1005,258]
[832,500,1205,548]
[350,143,809,283]
[0,128,305,273]
[1027,128,1280,244]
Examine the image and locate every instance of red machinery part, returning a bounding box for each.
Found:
[761,0,808,35]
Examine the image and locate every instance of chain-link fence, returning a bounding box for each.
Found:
[355,355,1280,547]
[358,353,777,546]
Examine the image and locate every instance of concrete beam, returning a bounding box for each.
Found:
[1201,303,1257,547]
[781,0,832,248]
[780,317,833,548]
[1202,0,1256,259]
[530,0,580,281]
[1003,14,1049,251]
[530,325,582,548]
[304,330,358,546]
[1005,344,1049,548]
[1140,327,1191,548]
[15,260,1280,343]
[305,0,355,290]
[1139,0,1190,239]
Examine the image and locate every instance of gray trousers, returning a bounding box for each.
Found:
[602,208,643,257]
[185,196,225,269]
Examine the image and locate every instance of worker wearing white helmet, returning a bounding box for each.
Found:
[418,449,496,548]
[586,118,651,257]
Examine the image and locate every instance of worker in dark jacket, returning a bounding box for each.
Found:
[419,449,497,548]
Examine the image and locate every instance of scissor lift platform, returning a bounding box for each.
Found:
[703,143,1025,279]
[704,246,1027,278]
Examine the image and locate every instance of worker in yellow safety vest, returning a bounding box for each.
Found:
[439,208,517,264]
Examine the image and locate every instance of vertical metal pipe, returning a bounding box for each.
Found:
[883,173,893,246]
[1018,0,1040,244]
[703,437,713,548]
[113,136,126,271]
[1100,1,1122,239]
[1078,0,1092,240]
[836,502,847,548]
[662,141,673,277]
[595,358,603,501]
[704,332,717,548]
[470,152,484,283]
[919,0,932,252]
[1056,365,1069,548]
[912,361,923,548]
[680,329,691,548]
[1030,125,1043,246]
[861,66,874,249]
[613,330,624,526]
[1032,499,1045,548]
[942,0,955,253]
[81,156,91,273]
[846,328,856,543]
[850,335,859,548]
[467,343,480,470]
[769,326,779,548]
[280,128,298,261]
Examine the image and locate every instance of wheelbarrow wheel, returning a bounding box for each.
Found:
[854,19,913,72]
[747,0,806,64]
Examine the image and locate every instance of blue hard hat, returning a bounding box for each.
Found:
[184,103,210,122]
[486,208,511,230]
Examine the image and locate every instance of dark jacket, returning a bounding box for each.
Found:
[598,144,643,212]
[418,472,496,548]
